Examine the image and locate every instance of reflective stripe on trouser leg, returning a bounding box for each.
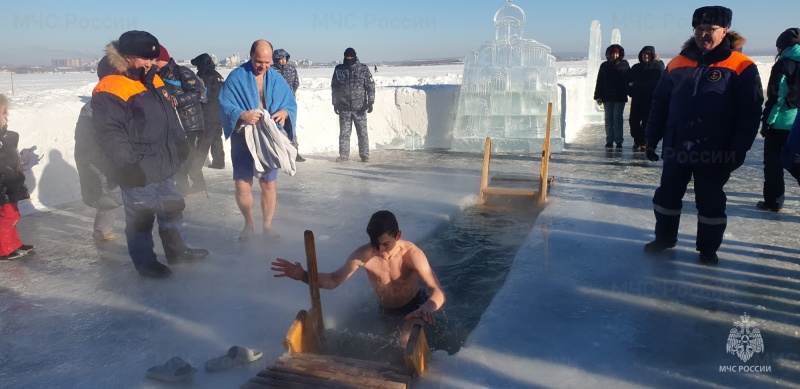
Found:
[653,204,681,242]
[696,215,727,253]
[652,163,692,242]
[694,165,730,253]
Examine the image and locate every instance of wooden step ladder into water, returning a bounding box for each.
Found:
[241,230,429,389]
[478,102,555,208]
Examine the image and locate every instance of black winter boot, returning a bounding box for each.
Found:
[699,251,719,265]
[644,239,677,253]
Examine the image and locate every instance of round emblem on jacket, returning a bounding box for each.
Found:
[707,69,722,82]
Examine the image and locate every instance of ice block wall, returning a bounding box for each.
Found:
[611,28,622,45]
[452,0,563,153]
[585,20,604,122]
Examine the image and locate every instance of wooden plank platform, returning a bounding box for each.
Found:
[242,353,414,389]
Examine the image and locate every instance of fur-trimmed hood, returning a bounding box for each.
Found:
[105,42,130,74]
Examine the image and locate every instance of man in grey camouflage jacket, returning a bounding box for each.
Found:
[273,48,305,162]
[331,47,375,162]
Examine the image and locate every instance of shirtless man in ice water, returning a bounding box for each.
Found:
[271,210,446,344]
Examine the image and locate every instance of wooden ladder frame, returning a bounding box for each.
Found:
[479,102,554,207]
[283,230,431,377]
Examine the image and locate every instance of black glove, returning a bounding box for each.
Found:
[645,147,660,162]
[367,104,373,113]
[118,163,146,188]
[176,139,191,163]
[334,107,340,115]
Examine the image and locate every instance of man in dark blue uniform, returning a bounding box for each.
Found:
[93,31,209,277]
[643,6,763,265]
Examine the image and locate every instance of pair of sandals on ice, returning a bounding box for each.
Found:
[146,345,263,382]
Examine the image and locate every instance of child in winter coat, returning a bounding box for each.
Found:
[594,44,630,150]
[0,94,35,259]
[758,28,800,212]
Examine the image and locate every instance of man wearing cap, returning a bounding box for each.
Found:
[331,47,375,162]
[273,48,305,162]
[156,45,208,196]
[92,30,209,278]
[643,7,763,265]
[219,39,296,242]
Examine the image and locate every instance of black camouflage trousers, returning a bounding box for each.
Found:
[338,110,369,157]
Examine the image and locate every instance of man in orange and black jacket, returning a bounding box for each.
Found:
[643,6,763,265]
[92,30,208,278]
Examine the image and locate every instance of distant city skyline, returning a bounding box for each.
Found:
[0,0,795,66]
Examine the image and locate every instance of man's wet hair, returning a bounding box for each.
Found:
[366,210,400,250]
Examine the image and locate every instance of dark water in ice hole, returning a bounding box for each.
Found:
[324,203,538,365]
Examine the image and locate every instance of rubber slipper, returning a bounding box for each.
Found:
[205,346,263,371]
[146,357,197,382]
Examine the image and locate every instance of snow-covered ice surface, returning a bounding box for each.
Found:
[2,57,799,388]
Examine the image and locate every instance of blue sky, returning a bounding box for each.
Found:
[0,1,795,66]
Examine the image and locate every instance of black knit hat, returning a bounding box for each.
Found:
[96,56,115,80]
[344,47,357,57]
[692,6,732,28]
[776,28,800,51]
[118,30,161,59]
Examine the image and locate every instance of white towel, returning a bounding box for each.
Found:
[241,109,297,177]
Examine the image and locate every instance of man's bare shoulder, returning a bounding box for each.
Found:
[399,240,426,261]
[348,243,376,265]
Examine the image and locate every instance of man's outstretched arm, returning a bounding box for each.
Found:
[271,253,361,290]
